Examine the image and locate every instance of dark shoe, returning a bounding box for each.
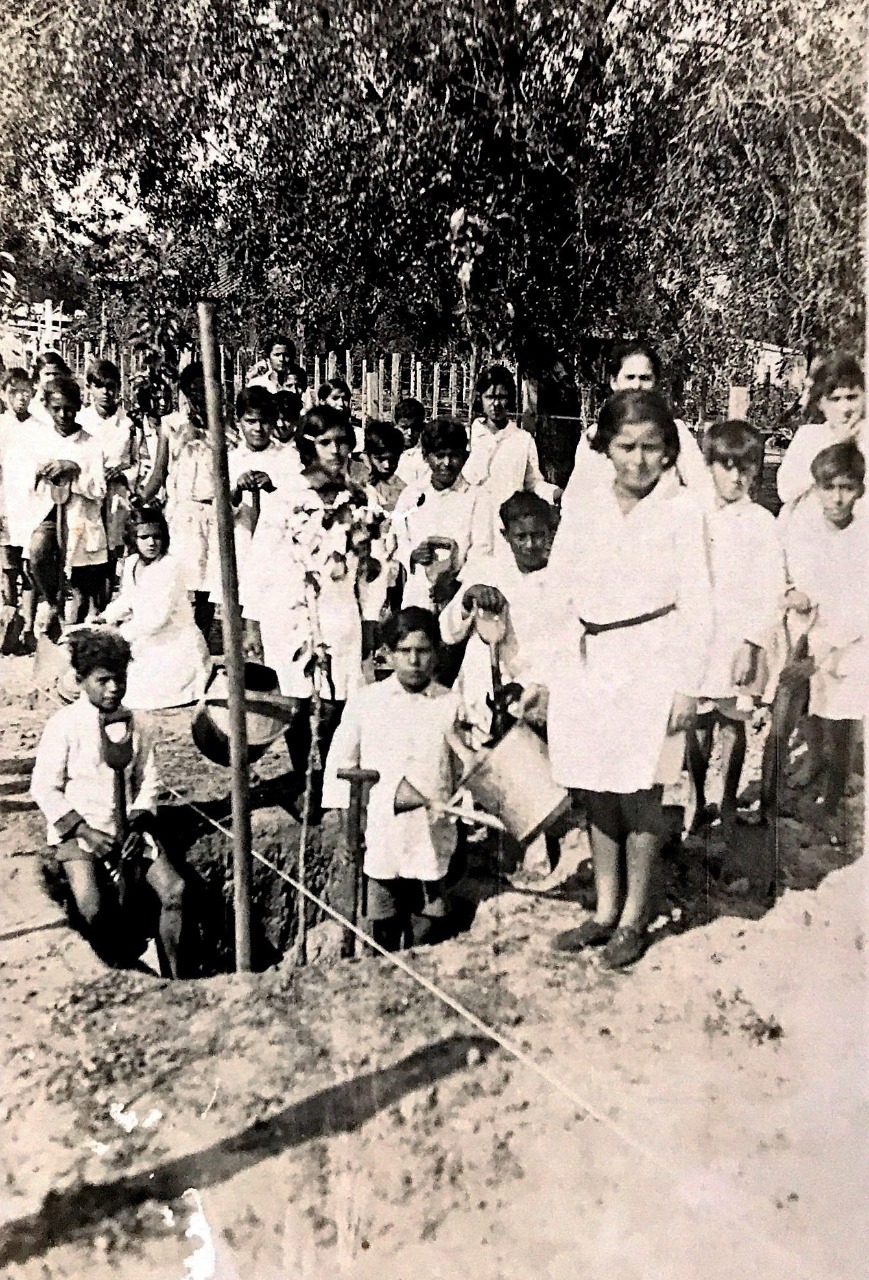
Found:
[599,925,647,970]
[551,917,616,953]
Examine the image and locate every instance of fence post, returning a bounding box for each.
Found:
[345,350,353,390]
[361,356,368,424]
[366,371,378,421]
[390,353,401,415]
[314,355,323,392]
[449,363,458,415]
[377,357,385,418]
[327,351,337,378]
[432,362,440,419]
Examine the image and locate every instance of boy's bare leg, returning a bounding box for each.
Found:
[64,859,114,958]
[145,853,186,978]
[686,717,714,831]
[718,718,747,830]
[193,592,215,643]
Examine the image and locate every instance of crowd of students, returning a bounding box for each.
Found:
[2,334,862,975]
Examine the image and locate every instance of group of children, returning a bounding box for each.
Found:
[17,336,865,974]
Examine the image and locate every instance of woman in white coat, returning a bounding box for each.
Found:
[523,390,713,969]
[99,507,211,710]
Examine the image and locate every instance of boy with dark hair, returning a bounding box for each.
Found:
[392,417,493,614]
[351,419,406,512]
[323,607,461,951]
[762,441,866,840]
[31,628,187,976]
[394,396,428,487]
[28,374,108,633]
[80,359,135,584]
[0,367,49,645]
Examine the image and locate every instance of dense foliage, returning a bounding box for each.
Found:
[0,0,863,375]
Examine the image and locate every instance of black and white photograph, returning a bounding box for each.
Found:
[0,1,865,1276]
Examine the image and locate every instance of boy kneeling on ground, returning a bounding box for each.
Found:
[31,628,187,976]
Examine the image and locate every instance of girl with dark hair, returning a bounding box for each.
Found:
[97,505,210,710]
[242,407,385,799]
[463,363,561,514]
[777,352,864,511]
[556,340,708,548]
[246,334,298,392]
[521,389,713,969]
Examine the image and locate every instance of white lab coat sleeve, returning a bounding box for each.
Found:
[468,488,495,559]
[743,525,786,648]
[30,715,76,830]
[674,503,714,697]
[523,435,558,502]
[71,440,107,501]
[321,693,363,810]
[439,589,474,645]
[776,426,819,506]
[122,559,185,643]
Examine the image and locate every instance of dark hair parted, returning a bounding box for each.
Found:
[69,628,132,678]
[393,397,425,427]
[45,374,82,409]
[235,385,278,423]
[380,606,441,651]
[126,504,170,555]
[471,364,517,418]
[421,417,469,456]
[2,367,32,390]
[703,420,764,472]
[294,405,354,466]
[364,420,404,456]
[592,390,680,466]
[607,339,663,386]
[806,353,864,410]
[499,489,556,529]
[811,441,866,487]
[86,359,121,388]
[178,362,205,397]
[262,333,297,363]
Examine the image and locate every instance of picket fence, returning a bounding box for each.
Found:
[56,338,594,429]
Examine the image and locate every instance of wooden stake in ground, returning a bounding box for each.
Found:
[198,301,254,973]
[337,767,380,957]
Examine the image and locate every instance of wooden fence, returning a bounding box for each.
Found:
[56,339,588,428]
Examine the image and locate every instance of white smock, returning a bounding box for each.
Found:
[541,470,713,793]
[79,405,137,551]
[781,496,868,720]
[322,676,460,880]
[162,414,216,593]
[440,543,559,747]
[101,553,212,710]
[243,477,380,700]
[698,495,784,712]
[0,412,56,548]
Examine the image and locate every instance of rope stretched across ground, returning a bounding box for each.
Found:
[162,781,806,1272]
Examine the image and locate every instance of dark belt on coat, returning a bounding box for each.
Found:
[578,602,676,659]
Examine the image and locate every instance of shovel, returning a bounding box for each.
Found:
[393,775,507,832]
[34,486,73,689]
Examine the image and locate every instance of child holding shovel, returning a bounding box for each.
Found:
[31,628,187,976]
[322,608,462,951]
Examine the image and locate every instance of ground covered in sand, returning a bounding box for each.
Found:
[0,648,865,1280]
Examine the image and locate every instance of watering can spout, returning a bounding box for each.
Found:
[394,776,428,815]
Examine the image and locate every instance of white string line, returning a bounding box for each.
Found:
[164,781,799,1254]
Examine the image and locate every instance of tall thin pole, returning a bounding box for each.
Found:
[198,301,253,972]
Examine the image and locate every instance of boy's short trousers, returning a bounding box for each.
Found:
[577,788,669,841]
[366,876,447,922]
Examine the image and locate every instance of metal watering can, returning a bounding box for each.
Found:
[191,662,298,767]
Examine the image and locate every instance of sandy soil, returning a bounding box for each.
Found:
[0,648,865,1280]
